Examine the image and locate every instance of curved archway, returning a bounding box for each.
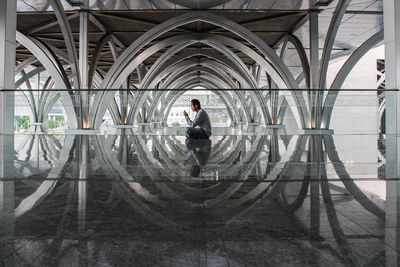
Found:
[16,31,78,128]
[90,12,308,129]
[122,36,271,125]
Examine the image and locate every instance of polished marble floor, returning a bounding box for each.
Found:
[0,132,398,266]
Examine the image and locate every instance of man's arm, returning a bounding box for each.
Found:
[185,115,193,126]
[188,110,203,127]
[184,110,193,126]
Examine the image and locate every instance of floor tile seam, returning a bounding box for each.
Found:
[2,232,49,259]
[315,232,374,265]
[308,239,353,266]
[334,209,399,253]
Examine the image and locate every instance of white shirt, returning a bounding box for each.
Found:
[185,108,212,137]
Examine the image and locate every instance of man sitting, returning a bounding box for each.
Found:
[183,99,212,139]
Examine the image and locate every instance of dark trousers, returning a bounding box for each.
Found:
[185,127,209,138]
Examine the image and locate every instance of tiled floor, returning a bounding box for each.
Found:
[0,133,398,266]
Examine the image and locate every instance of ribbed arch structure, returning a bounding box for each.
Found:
[11,4,383,132]
[159,89,238,125]
[15,31,78,128]
[90,11,309,129]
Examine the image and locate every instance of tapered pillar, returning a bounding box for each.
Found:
[307,0,322,237]
[309,0,321,129]
[384,0,400,266]
[79,6,89,129]
[0,0,17,134]
[0,1,17,261]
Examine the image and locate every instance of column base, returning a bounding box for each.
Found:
[27,123,45,134]
[112,125,135,129]
[245,123,261,132]
[301,129,334,135]
[262,124,285,129]
[137,123,152,133]
[64,129,100,135]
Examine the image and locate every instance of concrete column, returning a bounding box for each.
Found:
[79,8,89,129]
[0,0,17,134]
[309,4,320,129]
[384,0,400,265]
[0,2,16,260]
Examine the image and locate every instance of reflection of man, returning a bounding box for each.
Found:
[185,138,212,177]
[183,99,212,139]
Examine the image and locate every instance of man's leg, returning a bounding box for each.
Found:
[186,127,208,138]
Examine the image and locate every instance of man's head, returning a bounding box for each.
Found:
[190,99,201,112]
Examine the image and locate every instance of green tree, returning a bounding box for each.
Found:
[55,115,64,127]
[16,116,30,130]
[47,120,57,129]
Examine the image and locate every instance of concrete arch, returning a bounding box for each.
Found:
[160,76,249,123]
[321,30,384,128]
[144,49,250,89]
[48,0,81,89]
[91,12,305,129]
[90,33,200,127]
[280,34,311,89]
[88,33,113,89]
[123,36,268,125]
[159,88,237,125]
[147,66,241,122]
[16,31,78,128]
[318,0,351,89]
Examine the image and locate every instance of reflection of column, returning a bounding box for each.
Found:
[0,181,15,265]
[78,135,89,234]
[384,0,400,265]
[309,135,321,237]
[0,135,15,264]
[0,0,17,134]
[385,179,400,266]
[268,131,280,162]
[118,130,128,166]
[77,136,88,267]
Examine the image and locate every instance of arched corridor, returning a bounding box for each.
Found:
[1,0,400,266]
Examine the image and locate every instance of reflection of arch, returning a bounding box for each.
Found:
[320,173,359,266]
[208,135,298,209]
[11,131,387,266]
[130,134,307,215]
[90,11,308,129]
[15,135,75,218]
[323,135,385,220]
[278,136,310,212]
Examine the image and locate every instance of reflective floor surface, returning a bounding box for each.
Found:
[0,132,398,266]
